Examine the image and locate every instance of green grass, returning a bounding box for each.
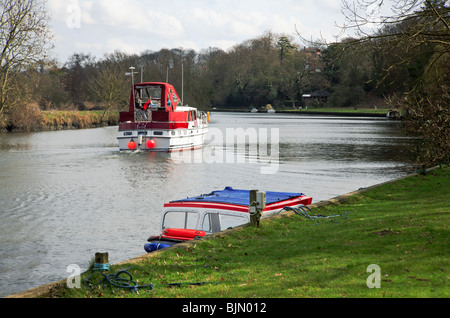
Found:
[47,167,449,298]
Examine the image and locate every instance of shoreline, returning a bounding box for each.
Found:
[0,109,394,134]
[210,107,399,118]
[4,166,440,299]
[214,109,388,118]
[0,110,119,133]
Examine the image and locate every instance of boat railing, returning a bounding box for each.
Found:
[199,111,208,126]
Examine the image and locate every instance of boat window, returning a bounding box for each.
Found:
[162,211,199,230]
[169,89,179,104]
[201,213,248,233]
[135,86,162,108]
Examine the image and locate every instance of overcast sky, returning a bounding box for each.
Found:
[47,0,354,63]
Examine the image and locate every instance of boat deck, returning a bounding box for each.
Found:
[170,186,310,207]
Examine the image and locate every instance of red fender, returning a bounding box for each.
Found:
[163,228,206,239]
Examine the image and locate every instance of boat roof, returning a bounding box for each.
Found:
[171,186,306,206]
[134,82,173,88]
[175,105,197,112]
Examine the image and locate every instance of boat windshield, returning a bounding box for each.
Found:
[201,212,247,233]
[135,85,162,108]
[162,211,199,230]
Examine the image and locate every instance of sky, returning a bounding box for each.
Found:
[46,0,353,64]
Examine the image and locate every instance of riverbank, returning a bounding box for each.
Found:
[7,165,448,298]
[41,110,119,131]
[213,107,394,118]
[0,110,119,132]
[0,107,393,133]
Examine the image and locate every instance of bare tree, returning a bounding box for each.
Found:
[338,0,450,167]
[0,0,53,114]
[338,0,449,87]
[88,52,129,122]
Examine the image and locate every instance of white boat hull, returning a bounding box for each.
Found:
[118,127,208,152]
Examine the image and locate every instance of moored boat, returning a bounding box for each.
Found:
[386,109,402,120]
[118,82,209,152]
[144,186,312,252]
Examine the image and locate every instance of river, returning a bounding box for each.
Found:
[0,112,415,297]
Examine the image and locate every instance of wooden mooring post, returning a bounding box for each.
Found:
[249,190,266,227]
[94,252,109,271]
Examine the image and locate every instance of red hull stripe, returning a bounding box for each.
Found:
[164,202,248,212]
[163,196,312,213]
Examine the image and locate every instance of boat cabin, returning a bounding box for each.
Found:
[144,187,312,253]
[117,82,209,152]
[119,82,186,124]
[161,207,249,234]
[159,186,313,234]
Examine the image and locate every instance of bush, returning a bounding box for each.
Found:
[5,103,43,132]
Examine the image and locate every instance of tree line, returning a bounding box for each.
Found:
[0,30,395,117]
[3,34,331,113]
[1,0,448,167]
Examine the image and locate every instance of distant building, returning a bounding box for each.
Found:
[302,90,329,106]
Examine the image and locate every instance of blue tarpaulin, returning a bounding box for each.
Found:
[172,186,304,206]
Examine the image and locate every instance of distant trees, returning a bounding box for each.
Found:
[194,32,325,109]
[63,53,95,109]
[321,40,373,108]
[88,52,130,121]
[339,0,449,167]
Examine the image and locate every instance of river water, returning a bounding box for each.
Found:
[0,112,414,297]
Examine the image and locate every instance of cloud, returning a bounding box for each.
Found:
[47,0,345,62]
[105,38,140,55]
[74,41,103,52]
[147,11,185,38]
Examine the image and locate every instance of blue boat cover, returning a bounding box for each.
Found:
[172,186,304,206]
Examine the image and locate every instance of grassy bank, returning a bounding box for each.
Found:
[44,166,448,298]
[41,111,118,131]
[1,110,119,132]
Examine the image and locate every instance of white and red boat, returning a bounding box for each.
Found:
[144,187,313,252]
[118,82,209,152]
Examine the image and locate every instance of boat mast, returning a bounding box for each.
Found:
[182,63,184,106]
[126,66,137,121]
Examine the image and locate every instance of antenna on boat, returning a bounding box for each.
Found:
[182,63,184,106]
[128,67,136,86]
[126,66,138,120]
[126,66,138,87]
